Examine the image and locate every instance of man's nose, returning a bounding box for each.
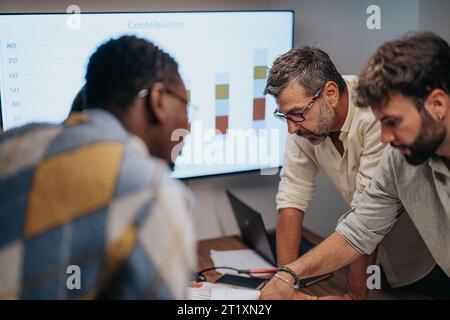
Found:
[287,119,300,134]
[381,126,395,144]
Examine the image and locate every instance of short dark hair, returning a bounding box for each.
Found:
[355,32,450,110]
[264,47,346,98]
[85,35,179,110]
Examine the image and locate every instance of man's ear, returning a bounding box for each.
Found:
[424,89,449,121]
[148,82,167,123]
[323,80,340,108]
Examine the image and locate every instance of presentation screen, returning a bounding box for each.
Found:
[0,11,293,178]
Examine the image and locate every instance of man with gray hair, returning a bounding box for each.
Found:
[265,47,434,299]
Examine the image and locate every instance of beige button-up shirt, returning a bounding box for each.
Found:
[276,77,435,287]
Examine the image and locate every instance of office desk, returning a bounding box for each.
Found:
[197,235,429,300]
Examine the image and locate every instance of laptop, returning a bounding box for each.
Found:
[226,190,277,265]
[226,190,332,287]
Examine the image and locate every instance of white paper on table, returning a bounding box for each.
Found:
[187,282,217,300]
[210,249,275,277]
[187,282,261,300]
[211,287,261,300]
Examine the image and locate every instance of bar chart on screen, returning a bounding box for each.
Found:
[0,11,292,178]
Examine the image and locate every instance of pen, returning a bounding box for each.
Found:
[242,268,278,274]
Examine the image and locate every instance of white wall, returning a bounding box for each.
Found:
[270,0,420,74]
[418,0,450,43]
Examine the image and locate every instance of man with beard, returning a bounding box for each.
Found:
[266,47,434,300]
[261,32,450,300]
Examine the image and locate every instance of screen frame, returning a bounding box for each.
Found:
[0,9,295,180]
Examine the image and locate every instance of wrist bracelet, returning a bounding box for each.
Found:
[273,273,295,288]
[277,266,300,285]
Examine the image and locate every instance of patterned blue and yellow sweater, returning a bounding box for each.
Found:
[0,109,196,299]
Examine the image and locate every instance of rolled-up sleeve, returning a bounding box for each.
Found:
[276,134,319,213]
[336,147,405,255]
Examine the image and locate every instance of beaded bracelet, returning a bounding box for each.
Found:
[277,266,300,285]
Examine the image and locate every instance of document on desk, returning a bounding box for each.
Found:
[210,249,275,276]
[187,282,261,300]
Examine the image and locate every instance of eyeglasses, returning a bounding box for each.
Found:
[164,86,190,106]
[273,86,324,123]
[137,84,189,105]
[137,84,197,121]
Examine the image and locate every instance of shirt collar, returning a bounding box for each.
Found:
[339,78,356,134]
[84,108,149,156]
[429,155,450,178]
[85,108,128,136]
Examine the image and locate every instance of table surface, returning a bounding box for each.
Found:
[197,235,429,300]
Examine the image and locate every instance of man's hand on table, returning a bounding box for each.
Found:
[260,272,295,300]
